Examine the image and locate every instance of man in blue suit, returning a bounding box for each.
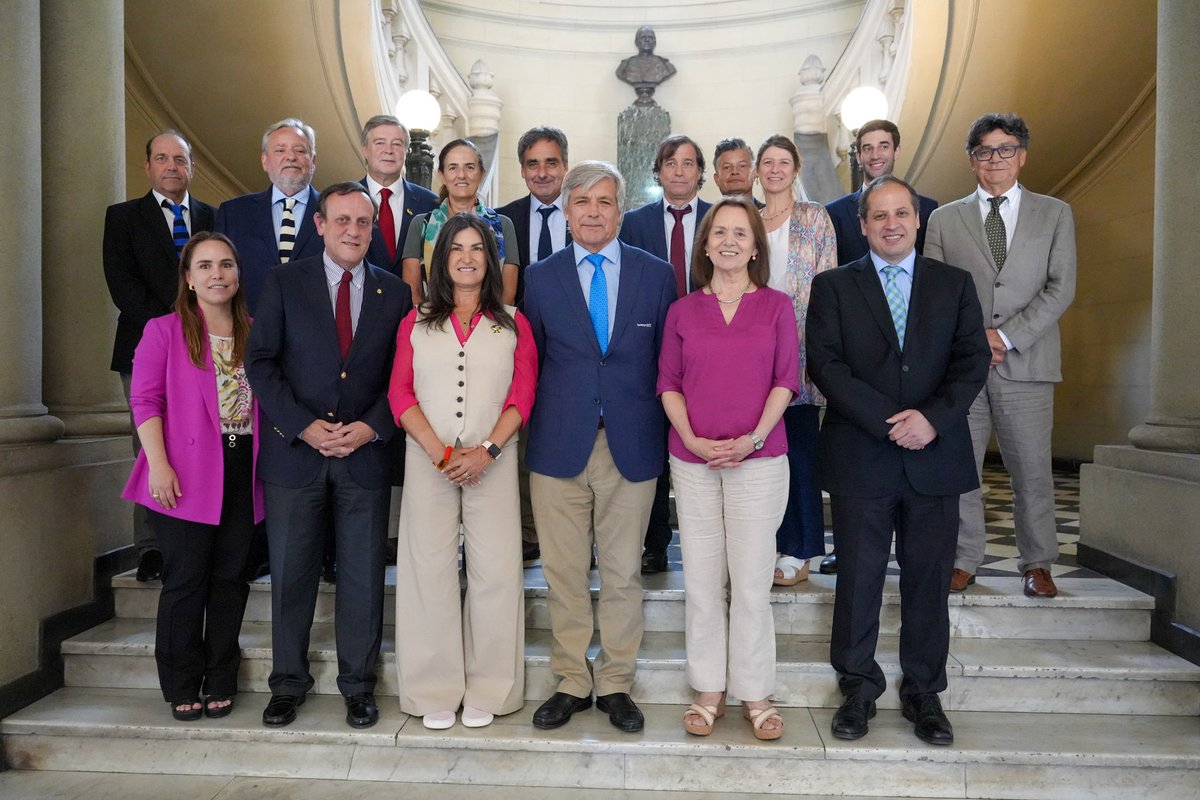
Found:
[524,161,676,733]
[356,114,438,276]
[246,182,412,731]
[215,118,324,313]
[618,134,711,573]
[819,119,939,577]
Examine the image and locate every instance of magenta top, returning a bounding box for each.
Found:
[657,287,801,463]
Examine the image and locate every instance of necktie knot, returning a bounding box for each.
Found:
[538,205,557,220]
[380,187,392,202]
[988,195,1007,212]
[284,198,296,212]
[340,270,353,286]
[882,264,903,283]
[668,205,692,222]
[585,253,606,270]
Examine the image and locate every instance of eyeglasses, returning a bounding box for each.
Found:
[970,144,1023,162]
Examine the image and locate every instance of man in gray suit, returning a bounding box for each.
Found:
[925,113,1076,599]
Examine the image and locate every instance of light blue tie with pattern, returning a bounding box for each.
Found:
[881,264,907,349]
[586,253,609,353]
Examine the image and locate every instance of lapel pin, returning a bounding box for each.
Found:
[406,208,413,216]
[376,288,383,294]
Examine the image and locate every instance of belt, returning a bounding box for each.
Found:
[225,433,251,449]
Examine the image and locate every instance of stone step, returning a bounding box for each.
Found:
[5,687,1199,798]
[60,619,1200,715]
[112,571,1155,642]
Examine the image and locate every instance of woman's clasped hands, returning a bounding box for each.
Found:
[442,445,493,487]
[684,434,755,470]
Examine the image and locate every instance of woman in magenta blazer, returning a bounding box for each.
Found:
[121,231,264,722]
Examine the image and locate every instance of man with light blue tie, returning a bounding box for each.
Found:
[522,161,676,734]
[215,118,324,313]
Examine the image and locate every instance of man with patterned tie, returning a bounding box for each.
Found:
[497,125,573,566]
[924,114,1077,599]
[215,118,325,313]
[523,162,676,733]
[246,183,412,730]
[807,175,989,746]
[103,130,215,582]
[356,115,438,276]
[618,134,711,574]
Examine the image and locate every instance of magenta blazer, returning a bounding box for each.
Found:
[121,313,265,524]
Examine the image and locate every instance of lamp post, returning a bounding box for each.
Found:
[395,89,441,189]
[839,86,888,191]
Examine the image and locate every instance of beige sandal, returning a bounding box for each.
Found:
[683,695,726,736]
[742,704,784,740]
[773,555,810,586]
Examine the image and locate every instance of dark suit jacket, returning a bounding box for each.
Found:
[523,242,676,482]
[358,177,438,275]
[214,186,324,314]
[246,255,412,491]
[825,189,938,266]
[618,198,713,269]
[495,193,573,307]
[103,191,215,373]
[806,254,990,498]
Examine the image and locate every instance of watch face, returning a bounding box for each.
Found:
[487,443,502,459]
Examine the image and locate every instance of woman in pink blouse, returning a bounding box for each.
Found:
[658,197,800,740]
[121,232,264,722]
[756,134,838,586]
[388,213,538,730]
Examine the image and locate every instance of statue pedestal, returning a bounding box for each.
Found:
[618,104,670,208]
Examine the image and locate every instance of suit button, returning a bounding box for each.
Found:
[593,398,600,405]
[994,281,1002,288]
[456,411,463,418]
[340,371,347,379]
[600,360,606,366]
[458,365,464,371]
[902,365,909,372]
[457,397,463,403]
[993,314,1001,319]
[458,381,464,387]
[458,351,465,358]
[327,411,336,418]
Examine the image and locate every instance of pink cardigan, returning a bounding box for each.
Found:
[121,313,265,524]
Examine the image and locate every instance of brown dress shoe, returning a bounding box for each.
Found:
[1023,568,1058,598]
[949,569,975,592]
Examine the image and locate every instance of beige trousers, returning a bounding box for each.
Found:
[394,436,525,716]
[531,429,656,697]
[671,454,789,701]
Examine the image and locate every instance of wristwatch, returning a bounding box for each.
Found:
[747,432,765,451]
[482,439,503,460]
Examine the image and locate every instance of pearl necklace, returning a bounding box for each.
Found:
[713,281,752,305]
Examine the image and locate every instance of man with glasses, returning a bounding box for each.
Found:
[924,113,1077,599]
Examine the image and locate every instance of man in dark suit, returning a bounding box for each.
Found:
[103,130,215,582]
[496,125,572,566]
[496,126,572,307]
[925,113,1076,599]
[818,119,939,577]
[825,119,939,267]
[246,182,412,730]
[524,161,676,733]
[356,114,438,276]
[712,137,762,207]
[807,176,990,746]
[618,134,711,574]
[215,118,324,313]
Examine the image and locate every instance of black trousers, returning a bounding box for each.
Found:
[828,481,957,702]
[265,457,388,697]
[151,434,257,702]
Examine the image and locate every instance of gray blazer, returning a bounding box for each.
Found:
[924,186,1076,383]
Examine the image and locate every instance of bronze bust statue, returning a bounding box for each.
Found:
[616,26,676,106]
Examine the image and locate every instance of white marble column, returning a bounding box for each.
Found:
[1128,0,1200,453]
[0,0,63,444]
[40,0,128,436]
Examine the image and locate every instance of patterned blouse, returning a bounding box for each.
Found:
[765,200,837,406]
[210,334,252,435]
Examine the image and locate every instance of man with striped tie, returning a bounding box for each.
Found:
[216,118,324,313]
[103,130,215,582]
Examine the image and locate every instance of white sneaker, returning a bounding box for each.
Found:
[461,705,494,728]
[422,710,455,729]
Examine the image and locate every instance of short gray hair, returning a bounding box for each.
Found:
[561,161,627,216]
[360,114,409,147]
[261,118,317,155]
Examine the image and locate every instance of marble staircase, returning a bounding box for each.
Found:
[4,567,1200,798]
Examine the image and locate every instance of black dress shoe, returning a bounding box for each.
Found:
[831,695,876,740]
[136,549,163,582]
[640,548,668,575]
[322,559,337,584]
[262,694,305,727]
[818,551,838,575]
[596,692,644,732]
[522,541,541,567]
[532,692,592,729]
[902,693,953,745]
[345,693,379,729]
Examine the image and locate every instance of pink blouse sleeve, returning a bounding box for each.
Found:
[656,301,684,396]
[387,309,420,426]
[773,292,802,395]
[503,310,539,424]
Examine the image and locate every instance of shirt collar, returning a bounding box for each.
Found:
[322,253,365,285]
[664,196,698,212]
[975,182,1022,206]
[152,189,190,210]
[572,238,622,267]
[272,185,310,206]
[366,174,403,198]
[868,247,917,275]
[534,195,562,212]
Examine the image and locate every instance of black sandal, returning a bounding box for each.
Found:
[171,698,202,721]
[204,694,235,719]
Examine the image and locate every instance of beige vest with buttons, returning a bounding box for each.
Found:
[409,309,519,446]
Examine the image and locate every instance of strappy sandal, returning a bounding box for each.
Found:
[204,694,235,719]
[742,704,784,740]
[682,695,726,736]
[171,698,202,722]
[773,555,810,586]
